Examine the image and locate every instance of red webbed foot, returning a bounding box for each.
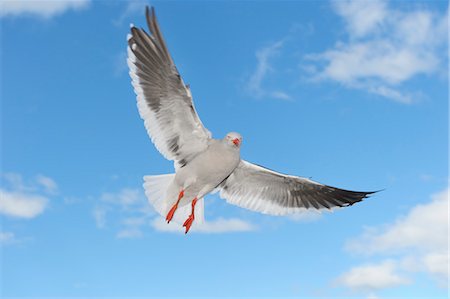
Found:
[182,197,197,234]
[165,190,184,223]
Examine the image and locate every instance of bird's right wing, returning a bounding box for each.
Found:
[127,7,212,169]
[219,160,375,215]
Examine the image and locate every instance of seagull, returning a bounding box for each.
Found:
[127,7,375,234]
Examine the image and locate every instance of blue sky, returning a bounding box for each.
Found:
[0,1,448,298]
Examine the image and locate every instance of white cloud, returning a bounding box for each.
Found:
[36,174,58,194]
[0,173,57,246]
[336,260,409,291]
[151,217,256,234]
[346,189,448,255]
[247,40,292,101]
[0,173,58,219]
[0,0,90,18]
[306,0,448,103]
[338,188,449,294]
[0,189,48,219]
[310,40,439,87]
[333,0,387,38]
[423,252,448,278]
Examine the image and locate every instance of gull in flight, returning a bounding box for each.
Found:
[127,7,375,234]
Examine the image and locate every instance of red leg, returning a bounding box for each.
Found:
[183,197,197,234]
[166,190,184,223]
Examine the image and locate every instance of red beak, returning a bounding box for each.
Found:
[232,138,240,146]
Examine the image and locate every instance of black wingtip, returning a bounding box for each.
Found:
[365,189,384,197]
[330,187,380,207]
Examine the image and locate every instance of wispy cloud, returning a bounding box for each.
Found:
[0,230,30,246]
[36,174,58,194]
[116,217,147,239]
[100,188,143,207]
[113,51,128,77]
[0,173,56,219]
[151,217,256,234]
[0,231,17,245]
[0,0,90,18]
[93,187,153,238]
[97,185,256,236]
[1,172,58,195]
[113,0,149,26]
[246,40,292,101]
[305,0,448,103]
[92,205,108,229]
[336,188,449,296]
[1,173,28,191]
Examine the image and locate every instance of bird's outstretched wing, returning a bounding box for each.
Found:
[219,160,375,215]
[127,7,212,169]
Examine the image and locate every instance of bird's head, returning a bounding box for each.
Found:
[224,132,242,148]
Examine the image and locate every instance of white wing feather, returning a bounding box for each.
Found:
[127,7,211,169]
[219,160,374,215]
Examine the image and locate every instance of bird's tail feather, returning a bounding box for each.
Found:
[143,174,204,225]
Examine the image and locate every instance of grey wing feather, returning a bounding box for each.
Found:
[219,160,375,215]
[127,7,211,169]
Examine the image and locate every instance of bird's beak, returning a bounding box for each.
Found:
[232,138,240,146]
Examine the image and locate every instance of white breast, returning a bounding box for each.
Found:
[174,140,240,198]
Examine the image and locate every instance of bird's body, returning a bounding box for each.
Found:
[169,137,241,209]
[127,7,376,233]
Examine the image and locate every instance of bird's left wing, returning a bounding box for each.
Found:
[219,160,375,215]
[127,7,212,169]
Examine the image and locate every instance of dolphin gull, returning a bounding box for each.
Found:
[127,7,375,233]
